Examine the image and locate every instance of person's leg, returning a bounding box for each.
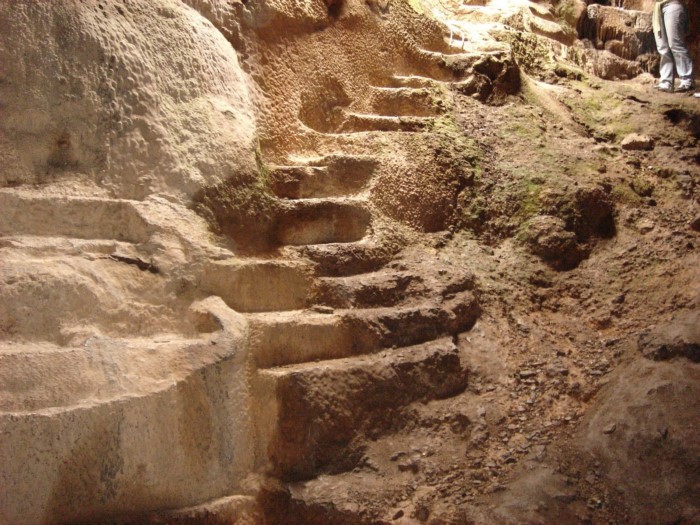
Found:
[663,2,694,89]
[655,10,675,89]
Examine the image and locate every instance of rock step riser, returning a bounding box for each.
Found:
[200,260,313,313]
[276,201,371,246]
[255,339,468,480]
[269,166,371,200]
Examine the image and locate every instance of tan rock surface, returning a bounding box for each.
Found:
[1,0,699,524]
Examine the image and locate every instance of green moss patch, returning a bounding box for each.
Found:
[192,144,278,253]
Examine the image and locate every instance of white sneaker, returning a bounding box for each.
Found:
[677,82,695,93]
[694,92,700,98]
[656,81,674,92]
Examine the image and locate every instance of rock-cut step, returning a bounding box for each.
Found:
[312,263,476,309]
[199,258,314,313]
[388,73,474,94]
[417,48,488,73]
[253,337,468,480]
[291,238,397,276]
[417,48,513,78]
[337,112,433,133]
[275,198,371,246]
[0,190,150,243]
[246,290,479,368]
[312,269,420,309]
[368,86,446,117]
[268,154,378,199]
[389,74,444,89]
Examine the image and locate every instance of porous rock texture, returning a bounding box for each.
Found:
[0,1,260,522]
[1,0,699,524]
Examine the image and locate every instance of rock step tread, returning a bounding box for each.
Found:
[282,153,379,167]
[268,154,378,199]
[246,291,478,368]
[258,471,390,525]
[0,235,135,257]
[143,495,262,524]
[389,74,444,89]
[338,112,433,133]
[291,238,397,276]
[368,86,445,117]
[254,337,468,480]
[389,74,498,93]
[0,190,150,243]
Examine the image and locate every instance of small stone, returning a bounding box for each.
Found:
[630,176,654,197]
[398,459,420,473]
[603,423,616,434]
[621,133,654,151]
[311,305,334,314]
[612,293,625,304]
[636,219,655,233]
[587,497,603,509]
[390,451,406,462]
[393,510,404,520]
[519,369,538,379]
[415,506,430,522]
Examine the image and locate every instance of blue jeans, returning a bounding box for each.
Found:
[655,1,694,85]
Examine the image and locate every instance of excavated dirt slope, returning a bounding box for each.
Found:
[0,0,698,524]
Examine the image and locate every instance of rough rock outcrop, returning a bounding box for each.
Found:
[576,4,657,79]
[0,0,257,199]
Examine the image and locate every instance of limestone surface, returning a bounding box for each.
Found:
[1,0,699,524]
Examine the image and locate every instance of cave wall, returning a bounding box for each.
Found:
[0,0,257,201]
